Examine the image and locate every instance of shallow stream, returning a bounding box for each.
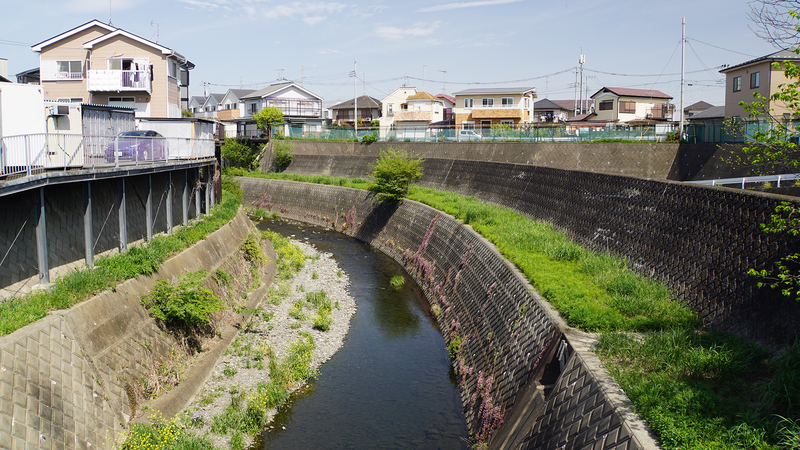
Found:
[253,220,469,450]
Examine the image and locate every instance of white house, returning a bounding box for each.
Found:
[379,86,418,138]
[241,82,324,136]
[590,87,674,123]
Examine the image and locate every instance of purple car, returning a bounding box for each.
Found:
[105,130,167,163]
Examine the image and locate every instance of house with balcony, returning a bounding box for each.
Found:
[195,93,224,119]
[379,86,418,137]
[31,19,190,118]
[533,99,592,123]
[188,96,206,117]
[590,87,674,123]
[217,89,254,120]
[453,87,536,134]
[239,82,324,137]
[391,91,447,140]
[329,95,381,125]
[719,49,800,119]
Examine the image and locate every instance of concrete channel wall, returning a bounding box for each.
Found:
[239,179,659,450]
[279,147,800,347]
[0,209,265,450]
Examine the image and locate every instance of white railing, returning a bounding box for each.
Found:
[55,72,83,80]
[87,69,151,92]
[471,104,520,109]
[0,133,215,178]
[686,173,800,189]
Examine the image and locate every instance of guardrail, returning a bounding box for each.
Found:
[686,173,800,188]
[0,133,215,178]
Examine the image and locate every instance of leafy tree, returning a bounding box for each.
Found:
[750,202,800,301]
[221,138,258,170]
[368,148,424,203]
[749,0,800,48]
[361,132,378,143]
[254,106,284,138]
[181,108,193,118]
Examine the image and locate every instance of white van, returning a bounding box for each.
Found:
[457,129,482,142]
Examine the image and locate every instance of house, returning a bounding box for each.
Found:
[452,87,536,134]
[329,95,381,125]
[683,101,714,119]
[719,49,800,119]
[240,81,324,136]
[31,19,191,118]
[685,106,726,143]
[391,91,448,140]
[195,93,224,119]
[590,87,674,123]
[217,89,254,120]
[533,99,592,123]
[16,68,40,84]
[188,96,206,117]
[379,86,418,134]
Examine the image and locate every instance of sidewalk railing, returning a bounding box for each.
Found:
[0,133,215,179]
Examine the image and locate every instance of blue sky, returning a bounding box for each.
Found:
[0,0,782,109]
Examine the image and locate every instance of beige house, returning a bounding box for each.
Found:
[379,86,418,132]
[452,87,536,134]
[720,49,800,119]
[590,87,674,123]
[31,20,189,118]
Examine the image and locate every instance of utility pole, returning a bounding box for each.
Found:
[438,70,447,94]
[354,58,358,138]
[573,68,579,116]
[680,17,686,139]
[578,51,585,114]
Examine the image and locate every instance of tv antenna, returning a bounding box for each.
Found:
[275,68,286,81]
[150,20,165,43]
[438,70,447,94]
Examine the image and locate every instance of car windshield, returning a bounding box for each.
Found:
[119,131,149,137]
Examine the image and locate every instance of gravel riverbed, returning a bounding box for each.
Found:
[187,238,357,448]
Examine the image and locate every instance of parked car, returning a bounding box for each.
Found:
[105,130,167,162]
[457,129,482,142]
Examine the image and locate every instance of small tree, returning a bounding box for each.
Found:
[750,201,800,301]
[221,138,258,170]
[273,141,294,172]
[181,108,193,118]
[254,106,284,138]
[369,148,424,203]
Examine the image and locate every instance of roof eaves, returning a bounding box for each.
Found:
[32,19,116,52]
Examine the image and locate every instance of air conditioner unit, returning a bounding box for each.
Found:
[49,105,69,116]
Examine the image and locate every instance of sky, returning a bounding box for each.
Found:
[0,0,784,113]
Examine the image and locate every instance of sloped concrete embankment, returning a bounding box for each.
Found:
[0,209,275,450]
[240,178,659,450]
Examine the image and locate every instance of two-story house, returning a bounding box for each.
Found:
[392,91,447,139]
[31,20,190,118]
[188,96,206,117]
[590,87,674,123]
[195,93,224,119]
[379,86,418,137]
[453,87,536,134]
[329,95,382,125]
[217,89,254,120]
[240,82,324,136]
[720,49,800,119]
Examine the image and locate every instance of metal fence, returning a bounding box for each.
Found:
[271,123,677,143]
[0,133,215,178]
[684,119,800,144]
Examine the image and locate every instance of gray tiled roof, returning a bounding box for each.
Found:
[687,105,724,120]
[241,82,295,100]
[330,95,381,109]
[720,49,800,73]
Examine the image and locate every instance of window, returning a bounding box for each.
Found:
[56,60,82,79]
[619,101,636,114]
[109,97,135,102]
[733,76,742,92]
[500,120,514,125]
[250,103,258,114]
[462,122,475,130]
[501,97,514,106]
[56,97,83,102]
[750,71,760,89]
[464,98,473,108]
[524,98,530,108]
[387,104,393,116]
[599,100,613,111]
[168,59,178,79]
[482,98,494,106]
[108,59,134,71]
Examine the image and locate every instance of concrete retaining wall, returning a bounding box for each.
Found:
[0,209,269,450]
[239,179,657,450]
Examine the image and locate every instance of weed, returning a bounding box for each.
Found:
[223,366,238,378]
[289,300,306,321]
[337,270,342,277]
[311,271,318,280]
[141,270,225,334]
[390,275,405,289]
[262,230,306,280]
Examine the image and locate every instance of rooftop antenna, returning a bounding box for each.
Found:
[274,68,286,81]
[109,0,113,26]
[438,70,447,94]
[150,21,165,43]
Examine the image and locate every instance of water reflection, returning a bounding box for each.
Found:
[253,220,468,450]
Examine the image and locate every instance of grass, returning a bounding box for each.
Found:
[0,190,242,337]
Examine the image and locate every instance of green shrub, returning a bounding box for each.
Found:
[141,270,225,332]
[390,275,405,289]
[221,138,259,170]
[273,141,294,172]
[262,230,306,279]
[448,335,462,359]
[361,132,378,143]
[241,234,265,264]
[369,147,424,203]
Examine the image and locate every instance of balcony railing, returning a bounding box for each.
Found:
[0,133,214,179]
[87,69,151,93]
[393,110,434,122]
[55,72,83,80]
[646,106,675,120]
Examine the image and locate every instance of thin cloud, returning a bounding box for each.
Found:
[178,0,225,10]
[263,2,347,20]
[303,16,326,25]
[417,0,522,13]
[317,49,342,54]
[375,22,440,41]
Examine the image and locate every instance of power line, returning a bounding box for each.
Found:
[686,36,757,58]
